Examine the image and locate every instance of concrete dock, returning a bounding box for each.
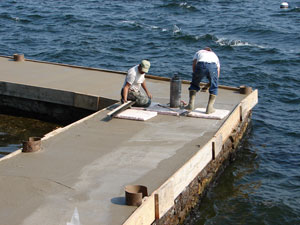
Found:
[0,56,257,225]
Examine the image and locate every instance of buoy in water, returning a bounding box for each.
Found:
[280,2,289,8]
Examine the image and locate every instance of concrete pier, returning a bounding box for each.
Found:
[0,56,257,225]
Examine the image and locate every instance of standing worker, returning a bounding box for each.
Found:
[186,47,220,114]
[121,60,152,107]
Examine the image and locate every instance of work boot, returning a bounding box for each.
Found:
[206,94,216,114]
[185,90,196,110]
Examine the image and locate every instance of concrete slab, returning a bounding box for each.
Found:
[0,56,246,225]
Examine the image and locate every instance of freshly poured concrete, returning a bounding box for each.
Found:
[0,57,245,225]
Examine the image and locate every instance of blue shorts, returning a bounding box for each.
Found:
[188,62,219,95]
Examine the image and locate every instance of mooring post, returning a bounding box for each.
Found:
[22,137,41,153]
[13,54,25,62]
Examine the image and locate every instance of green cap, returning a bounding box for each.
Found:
[140,60,150,73]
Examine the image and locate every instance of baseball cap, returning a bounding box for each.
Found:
[140,60,150,73]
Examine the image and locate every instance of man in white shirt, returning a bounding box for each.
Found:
[121,60,152,107]
[186,47,220,114]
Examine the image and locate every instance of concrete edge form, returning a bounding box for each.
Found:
[123,90,258,225]
[0,104,112,163]
[41,105,113,141]
[0,149,22,162]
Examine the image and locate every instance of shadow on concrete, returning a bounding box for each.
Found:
[111,197,126,205]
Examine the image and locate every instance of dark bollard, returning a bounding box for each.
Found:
[22,137,41,153]
[239,85,252,95]
[13,54,25,62]
[125,185,148,206]
[170,74,182,108]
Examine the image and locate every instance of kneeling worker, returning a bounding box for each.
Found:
[121,60,152,107]
[186,47,220,114]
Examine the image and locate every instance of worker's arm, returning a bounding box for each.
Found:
[218,66,220,78]
[141,81,152,99]
[122,82,130,102]
[192,59,197,73]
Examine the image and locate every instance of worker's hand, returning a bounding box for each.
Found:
[148,93,152,99]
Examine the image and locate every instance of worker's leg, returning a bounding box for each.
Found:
[186,62,206,110]
[185,89,196,110]
[201,82,210,92]
[206,63,218,114]
[207,64,218,96]
[189,63,206,92]
[120,89,125,103]
[206,94,216,114]
[129,90,151,107]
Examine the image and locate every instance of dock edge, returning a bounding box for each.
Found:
[123,89,258,225]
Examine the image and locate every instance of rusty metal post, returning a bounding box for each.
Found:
[125,185,148,206]
[239,85,252,95]
[13,54,25,62]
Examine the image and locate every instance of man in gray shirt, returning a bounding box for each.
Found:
[121,60,152,107]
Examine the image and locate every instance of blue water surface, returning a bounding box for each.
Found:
[0,0,299,224]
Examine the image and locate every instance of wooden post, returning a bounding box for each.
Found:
[239,105,243,122]
[155,194,159,220]
[212,141,216,160]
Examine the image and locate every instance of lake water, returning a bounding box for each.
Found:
[0,114,59,157]
[0,0,299,224]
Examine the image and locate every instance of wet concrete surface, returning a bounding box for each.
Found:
[0,56,245,225]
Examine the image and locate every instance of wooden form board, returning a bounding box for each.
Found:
[171,141,212,200]
[240,89,258,121]
[216,90,258,144]
[123,194,155,225]
[213,133,223,159]
[155,178,175,217]
[123,90,258,225]
[216,105,241,144]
